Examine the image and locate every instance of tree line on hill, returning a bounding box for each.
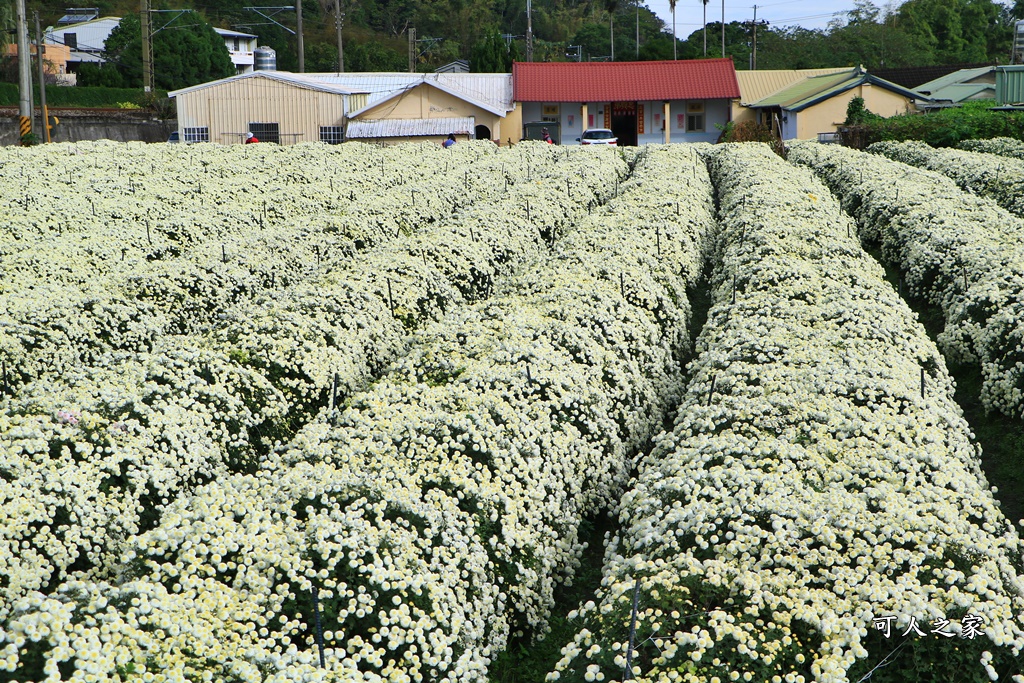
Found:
[0,0,1022,91]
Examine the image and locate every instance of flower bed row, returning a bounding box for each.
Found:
[789,142,1024,421]
[0,145,631,623]
[959,137,1024,160]
[0,145,718,682]
[549,143,1024,683]
[868,140,1024,217]
[0,141,563,395]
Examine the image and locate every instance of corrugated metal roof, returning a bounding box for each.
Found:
[996,66,1024,104]
[512,59,740,102]
[874,63,996,89]
[735,68,851,105]
[169,70,365,98]
[750,69,929,111]
[929,83,995,102]
[213,27,257,38]
[301,73,513,115]
[346,116,474,138]
[915,66,995,94]
[752,70,858,107]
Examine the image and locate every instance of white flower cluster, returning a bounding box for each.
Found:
[789,141,1024,419]
[868,140,1024,216]
[1,145,717,682]
[0,140,573,395]
[550,143,1024,683]
[959,137,1024,160]
[0,143,628,626]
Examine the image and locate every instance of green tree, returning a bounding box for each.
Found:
[896,0,1009,63]
[80,11,234,91]
[346,40,406,70]
[470,29,510,71]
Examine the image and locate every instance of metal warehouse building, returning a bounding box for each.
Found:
[169,70,517,145]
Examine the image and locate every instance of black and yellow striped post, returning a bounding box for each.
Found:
[19,116,32,141]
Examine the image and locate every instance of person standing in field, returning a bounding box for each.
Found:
[542,128,554,144]
[443,133,456,148]
[245,132,259,144]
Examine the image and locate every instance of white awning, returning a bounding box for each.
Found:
[346,116,475,139]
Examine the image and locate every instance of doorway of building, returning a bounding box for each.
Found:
[610,102,637,146]
[475,124,491,141]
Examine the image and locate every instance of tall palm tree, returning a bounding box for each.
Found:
[702,0,709,56]
[670,0,677,59]
[606,0,618,60]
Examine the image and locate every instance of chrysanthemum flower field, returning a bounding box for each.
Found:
[1,140,1022,683]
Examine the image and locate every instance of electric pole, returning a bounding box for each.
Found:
[334,0,344,72]
[34,11,50,142]
[721,0,725,58]
[296,0,304,71]
[752,5,759,70]
[526,0,533,61]
[141,0,152,92]
[408,27,416,72]
[15,0,32,140]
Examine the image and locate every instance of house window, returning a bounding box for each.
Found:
[183,127,209,143]
[686,102,705,133]
[64,33,77,49]
[320,126,344,144]
[233,38,240,52]
[249,122,280,144]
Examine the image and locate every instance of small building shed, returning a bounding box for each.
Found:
[745,67,928,140]
[512,59,740,145]
[914,67,996,105]
[330,73,516,144]
[732,68,851,126]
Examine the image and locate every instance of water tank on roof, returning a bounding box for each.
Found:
[1014,21,1024,64]
[255,46,277,71]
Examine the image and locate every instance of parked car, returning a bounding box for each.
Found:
[167,131,181,143]
[577,129,617,146]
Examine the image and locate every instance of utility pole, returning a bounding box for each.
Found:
[408,27,416,72]
[635,0,639,58]
[33,11,50,142]
[15,0,32,140]
[721,0,725,58]
[334,0,344,72]
[296,0,304,71]
[526,0,533,61]
[141,0,152,93]
[751,5,758,70]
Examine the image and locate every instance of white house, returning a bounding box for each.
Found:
[213,28,258,74]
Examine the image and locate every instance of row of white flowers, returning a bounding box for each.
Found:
[868,140,1024,217]
[0,145,718,682]
[788,141,1024,420]
[959,137,1024,160]
[550,143,1024,683]
[0,144,630,622]
[0,141,569,395]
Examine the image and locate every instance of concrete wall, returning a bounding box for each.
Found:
[1,110,176,146]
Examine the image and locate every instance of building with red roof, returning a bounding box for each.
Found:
[513,59,740,145]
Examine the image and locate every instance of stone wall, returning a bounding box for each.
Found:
[0,108,176,146]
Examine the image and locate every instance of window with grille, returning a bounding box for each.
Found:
[686,102,705,133]
[320,126,344,144]
[183,127,209,143]
[248,122,280,144]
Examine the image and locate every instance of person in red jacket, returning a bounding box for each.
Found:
[245,132,259,144]
[542,127,554,144]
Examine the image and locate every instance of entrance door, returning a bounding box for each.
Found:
[475,124,491,141]
[611,101,637,146]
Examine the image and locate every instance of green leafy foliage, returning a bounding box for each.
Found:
[0,82,167,107]
[848,101,1024,148]
[77,12,234,91]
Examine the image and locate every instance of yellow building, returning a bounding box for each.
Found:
[732,68,851,126]
[739,67,929,140]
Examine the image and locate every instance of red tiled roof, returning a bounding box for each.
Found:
[513,59,740,102]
